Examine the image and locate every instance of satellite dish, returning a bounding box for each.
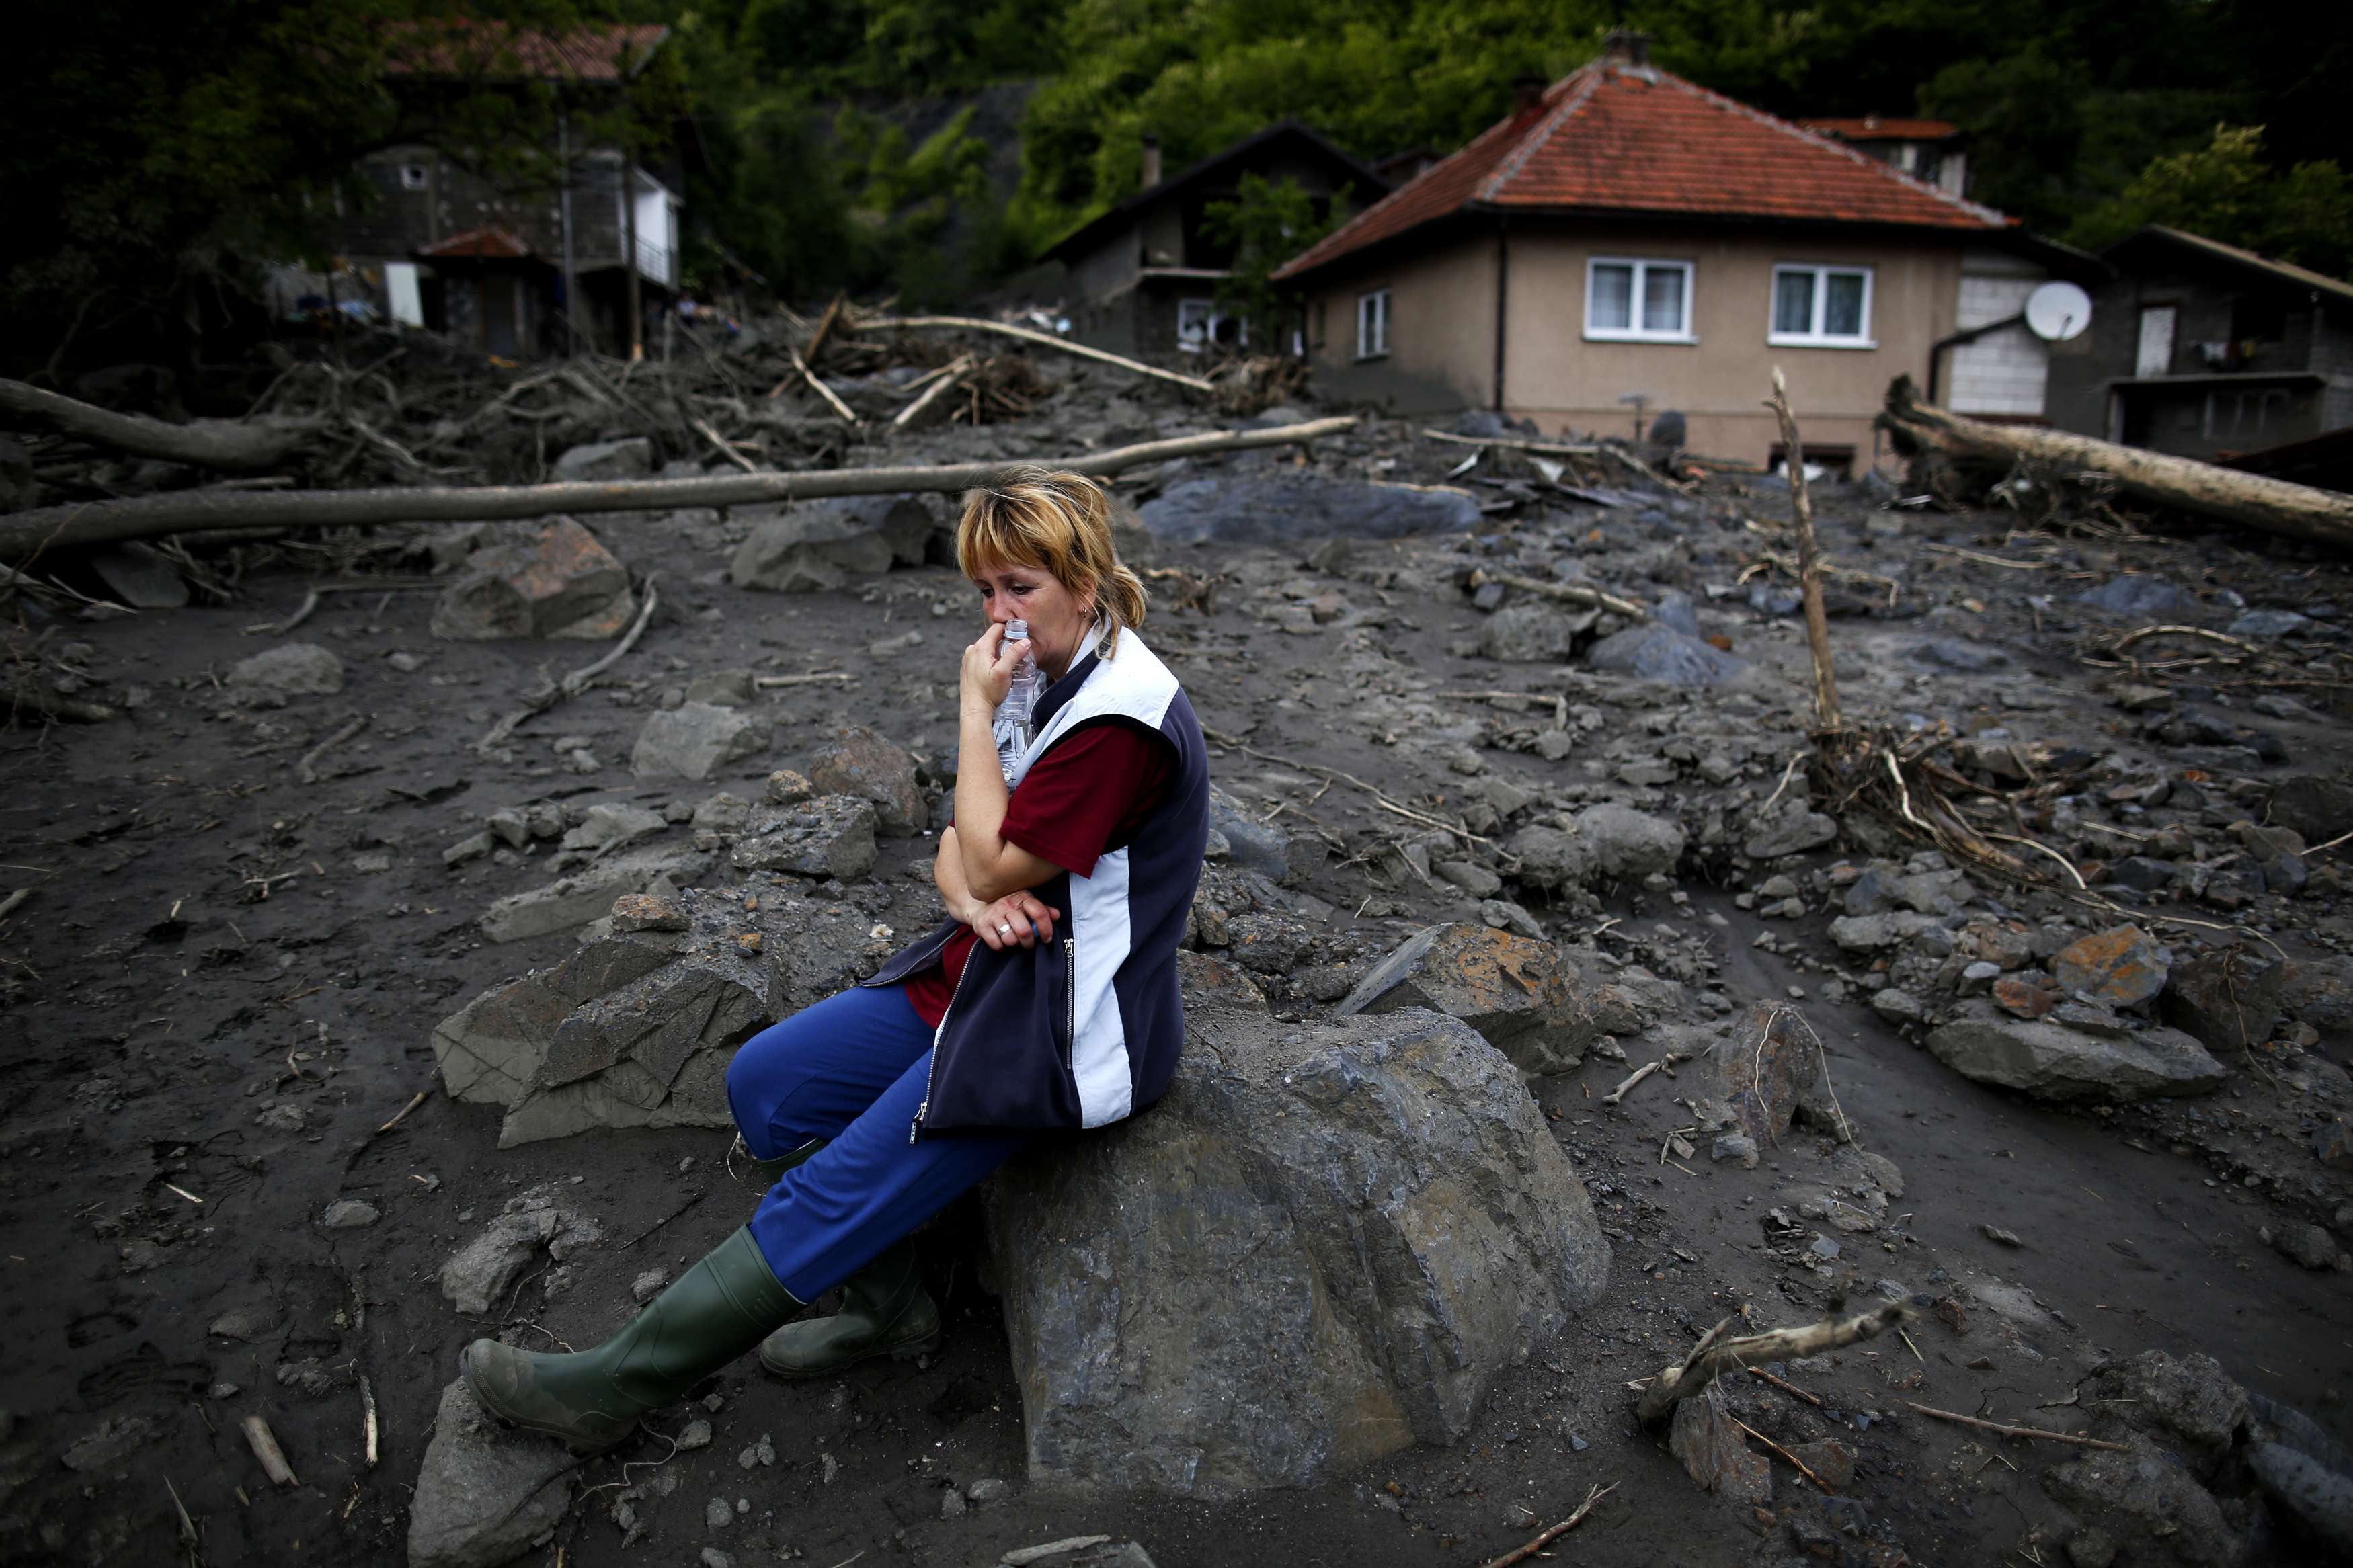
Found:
[2023,280,2093,342]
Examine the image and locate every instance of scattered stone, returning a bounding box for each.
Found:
[2050,926,2168,1008]
[984,997,1609,1497]
[965,1477,1011,1507]
[61,1414,156,1473]
[1870,988,1926,1024]
[477,845,710,944]
[559,802,668,858]
[1585,622,1745,686]
[2044,1431,2251,1568]
[2078,577,2192,616]
[407,1380,581,1568]
[685,669,758,708]
[2270,774,2353,843]
[1337,922,1597,1076]
[1481,602,1597,662]
[1706,1003,1825,1145]
[431,518,635,641]
[1744,802,1839,860]
[1981,1224,2022,1247]
[2316,1123,2353,1171]
[728,501,923,592]
[1993,974,2061,1019]
[228,642,344,697]
[1670,1394,1770,1505]
[2274,1223,2340,1270]
[807,727,927,833]
[632,702,772,783]
[731,796,880,882]
[631,1270,668,1303]
[1925,1016,2225,1102]
[1207,787,1290,882]
[1138,474,1480,545]
[437,1192,602,1314]
[677,1419,713,1451]
[89,542,190,609]
[2161,944,2284,1054]
[1574,803,1687,880]
[321,1199,380,1229]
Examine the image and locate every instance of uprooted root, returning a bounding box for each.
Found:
[1636,1302,1909,1425]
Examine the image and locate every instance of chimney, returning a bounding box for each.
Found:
[1140,135,1162,190]
[1600,28,1652,69]
[1513,75,1548,116]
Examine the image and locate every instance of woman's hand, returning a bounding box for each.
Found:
[959,622,1029,713]
[965,891,1059,951]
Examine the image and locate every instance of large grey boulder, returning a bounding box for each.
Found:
[550,437,653,483]
[229,642,345,697]
[728,496,939,591]
[982,996,1610,1497]
[730,796,879,881]
[434,886,881,1145]
[807,727,927,833]
[1926,1015,2225,1102]
[1138,474,1480,546]
[1585,623,1745,686]
[1505,805,1684,890]
[1481,602,1597,663]
[632,702,772,782]
[407,1380,580,1568]
[1338,922,1597,1075]
[1207,786,1289,882]
[431,518,635,641]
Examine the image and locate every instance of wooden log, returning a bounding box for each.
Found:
[0,379,317,473]
[1880,376,2353,552]
[859,315,1217,394]
[0,417,1359,561]
[1767,369,1843,731]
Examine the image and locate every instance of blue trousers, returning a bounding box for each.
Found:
[726,985,1029,1303]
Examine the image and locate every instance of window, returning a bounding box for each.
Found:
[1176,299,1244,353]
[1769,265,1873,347]
[398,163,430,191]
[1585,259,1693,341]
[1356,289,1390,358]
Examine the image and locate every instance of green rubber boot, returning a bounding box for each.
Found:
[758,1239,940,1378]
[733,1134,828,1192]
[461,1226,799,1452]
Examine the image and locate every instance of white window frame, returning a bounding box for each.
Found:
[1176,298,1244,354]
[1768,263,1876,348]
[1356,288,1390,359]
[398,162,430,191]
[1583,257,1696,343]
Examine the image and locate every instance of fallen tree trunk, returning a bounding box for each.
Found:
[0,379,317,473]
[858,315,1218,395]
[0,416,1357,561]
[1880,376,2353,551]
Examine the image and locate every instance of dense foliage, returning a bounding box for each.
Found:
[6,0,2348,374]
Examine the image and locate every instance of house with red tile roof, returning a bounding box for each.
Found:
[1798,116,1968,201]
[1273,32,2089,469]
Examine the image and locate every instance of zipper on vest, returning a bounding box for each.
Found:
[910,932,982,1144]
[1062,938,1076,1074]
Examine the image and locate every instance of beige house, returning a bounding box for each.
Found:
[1273,32,2088,470]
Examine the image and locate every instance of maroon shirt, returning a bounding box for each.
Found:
[905,723,1175,1028]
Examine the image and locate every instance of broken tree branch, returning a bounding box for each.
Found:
[860,315,1216,394]
[1637,1304,1909,1424]
[1880,376,2353,551]
[0,419,1358,560]
[892,356,974,429]
[296,714,368,784]
[241,1414,298,1486]
[1902,1401,2128,1451]
[1419,428,1603,458]
[1476,1481,1616,1568]
[0,378,317,473]
[791,346,859,425]
[477,579,660,753]
[1766,369,1843,732]
[1464,567,1648,619]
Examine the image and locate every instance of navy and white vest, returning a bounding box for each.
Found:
[865,623,1210,1140]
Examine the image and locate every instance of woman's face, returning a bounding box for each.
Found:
[972,561,1094,680]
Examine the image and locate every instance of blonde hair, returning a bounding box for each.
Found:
[956,466,1149,657]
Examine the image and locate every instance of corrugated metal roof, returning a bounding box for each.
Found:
[383,22,669,84]
[1275,60,2006,282]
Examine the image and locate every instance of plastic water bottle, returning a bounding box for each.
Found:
[994,618,1038,783]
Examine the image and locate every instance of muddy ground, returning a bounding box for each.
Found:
[3,431,2350,1568]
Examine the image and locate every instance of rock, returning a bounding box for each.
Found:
[2270,775,2353,843]
[1994,974,2061,1020]
[729,503,911,592]
[1478,899,1548,940]
[89,542,190,609]
[1710,1132,1758,1166]
[2316,1123,2353,1171]
[982,999,1609,1497]
[550,437,653,483]
[477,845,710,944]
[2078,577,2193,616]
[2042,1432,2251,1568]
[2247,1441,2353,1556]
[1830,912,1935,951]
[1744,804,1839,860]
[228,642,344,697]
[1199,789,1289,882]
[1137,474,1480,546]
[1925,1017,2225,1102]
[731,796,879,882]
[1337,923,1597,1076]
[2161,944,2284,1054]
[1870,988,1926,1024]
[1911,638,2007,671]
[438,1198,600,1315]
[807,727,927,833]
[559,802,667,858]
[1585,623,1745,686]
[322,1199,380,1229]
[1574,803,1685,879]
[407,1380,581,1568]
[2079,1351,2251,1484]
[632,703,772,783]
[1786,1438,1857,1491]
[61,1414,156,1472]
[2229,608,2310,638]
[430,519,635,641]
[434,885,877,1145]
[2274,1223,2340,1270]
[1708,1003,1824,1145]
[1670,1395,1771,1505]
[965,1477,1011,1507]
[1480,602,1597,662]
[685,669,758,708]
[2051,926,2168,1008]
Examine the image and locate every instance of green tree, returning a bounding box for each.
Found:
[2070,126,2353,276]
[1199,174,1345,345]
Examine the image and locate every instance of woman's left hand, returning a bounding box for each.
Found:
[960,622,1028,712]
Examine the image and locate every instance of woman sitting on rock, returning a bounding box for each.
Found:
[460,466,1211,1450]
